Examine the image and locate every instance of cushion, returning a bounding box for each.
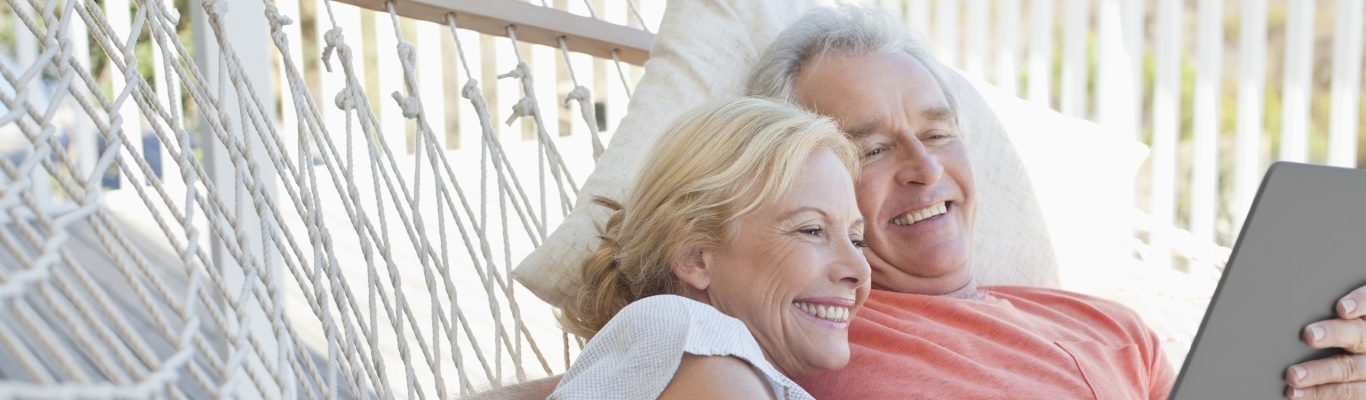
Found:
[512,0,1139,307]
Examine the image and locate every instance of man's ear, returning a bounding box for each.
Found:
[672,247,712,293]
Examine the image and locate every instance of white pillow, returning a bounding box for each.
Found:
[512,0,1093,307]
[966,78,1149,284]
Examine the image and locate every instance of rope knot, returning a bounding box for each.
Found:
[321,27,345,72]
[202,0,228,18]
[564,86,591,106]
[264,4,293,31]
[391,91,422,119]
[505,97,537,126]
[460,79,480,100]
[161,4,181,24]
[496,62,529,81]
[334,90,355,111]
[396,42,417,66]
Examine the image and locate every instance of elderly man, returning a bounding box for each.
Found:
[478,4,1366,400]
[747,6,1366,400]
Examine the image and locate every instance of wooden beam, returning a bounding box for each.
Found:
[336,0,653,65]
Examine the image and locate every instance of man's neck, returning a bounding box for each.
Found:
[935,277,984,300]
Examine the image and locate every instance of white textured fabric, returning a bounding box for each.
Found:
[512,0,1069,307]
[549,295,812,400]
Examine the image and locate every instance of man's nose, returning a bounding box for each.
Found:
[893,139,943,186]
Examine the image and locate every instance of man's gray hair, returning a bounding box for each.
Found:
[747,4,961,132]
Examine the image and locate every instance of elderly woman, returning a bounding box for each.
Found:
[549,97,870,399]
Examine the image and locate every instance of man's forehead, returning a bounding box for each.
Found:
[797,52,955,134]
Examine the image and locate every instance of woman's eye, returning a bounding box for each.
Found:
[852,239,869,248]
[800,227,824,237]
[864,147,885,157]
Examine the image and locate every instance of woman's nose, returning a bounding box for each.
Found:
[835,239,871,286]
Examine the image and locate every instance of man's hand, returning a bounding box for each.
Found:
[1285,287,1366,399]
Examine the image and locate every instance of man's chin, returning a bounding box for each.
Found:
[870,268,971,295]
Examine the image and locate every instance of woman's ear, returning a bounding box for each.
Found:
[671,247,712,293]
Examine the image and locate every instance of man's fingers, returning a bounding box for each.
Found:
[1287,354,1366,389]
[1303,319,1366,354]
[1340,286,1366,320]
[1286,380,1366,400]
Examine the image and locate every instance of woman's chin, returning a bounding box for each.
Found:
[785,350,850,381]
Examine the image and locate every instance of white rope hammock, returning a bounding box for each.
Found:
[0,0,650,397]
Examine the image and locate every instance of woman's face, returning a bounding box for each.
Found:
[700,149,871,380]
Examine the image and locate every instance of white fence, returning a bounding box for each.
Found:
[890,0,1364,253]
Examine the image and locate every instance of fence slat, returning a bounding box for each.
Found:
[934,0,961,68]
[375,11,407,154]
[1233,0,1268,238]
[417,22,450,150]
[104,0,144,192]
[1190,0,1222,244]
[1060,0,1088,118]
[994,0,1020,96]
[963,0,988,79]
[1279,0,1315,163]
[1027,0,1053,108]
[1328,0,1364,168]
[1150,0,1181,268]
[277,0,305,165]
[1095,0,1138,137]
[906,0,931,37]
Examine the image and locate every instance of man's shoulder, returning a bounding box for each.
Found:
[984,285,1157,342]
[985,285,1141,315]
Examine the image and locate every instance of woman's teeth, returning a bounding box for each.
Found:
[793,301,851,323]
[890,202,947,226]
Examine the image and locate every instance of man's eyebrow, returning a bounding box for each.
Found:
[844,119,883,139]
[922,106,956,123]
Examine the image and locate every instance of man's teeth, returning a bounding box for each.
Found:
[793,301,851,323]
[890,202,948,226]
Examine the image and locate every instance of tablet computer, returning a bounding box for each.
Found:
[1170,162,1366,399]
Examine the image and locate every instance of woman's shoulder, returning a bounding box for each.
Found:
[551,295,811,399]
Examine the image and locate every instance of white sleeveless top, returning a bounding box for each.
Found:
[549,295,814,400]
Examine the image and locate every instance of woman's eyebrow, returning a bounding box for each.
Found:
[778,206,828,222]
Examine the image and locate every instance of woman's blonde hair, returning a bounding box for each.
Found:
[559,97,861,338]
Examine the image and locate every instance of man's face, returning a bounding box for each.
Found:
[792,51,977,295]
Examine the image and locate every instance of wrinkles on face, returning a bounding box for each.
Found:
[794,51,977,295]
[701,150,870,380]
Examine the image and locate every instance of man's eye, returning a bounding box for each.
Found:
[852,239,869,248]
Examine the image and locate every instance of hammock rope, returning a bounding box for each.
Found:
[0,0,650,396]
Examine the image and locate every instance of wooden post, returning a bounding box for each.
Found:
[1279,0,1314,163]
[1190,0,1222,245]
[1060,0,1089,118]
[1150,0,1181,269]
[994,0,1020,96]
[1327,0,1362,168]
[1028,0,1053,108]
[191,0,283,395]
[1233,0,1267,241]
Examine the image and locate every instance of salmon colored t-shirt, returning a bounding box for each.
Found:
[799,286,1175,400]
